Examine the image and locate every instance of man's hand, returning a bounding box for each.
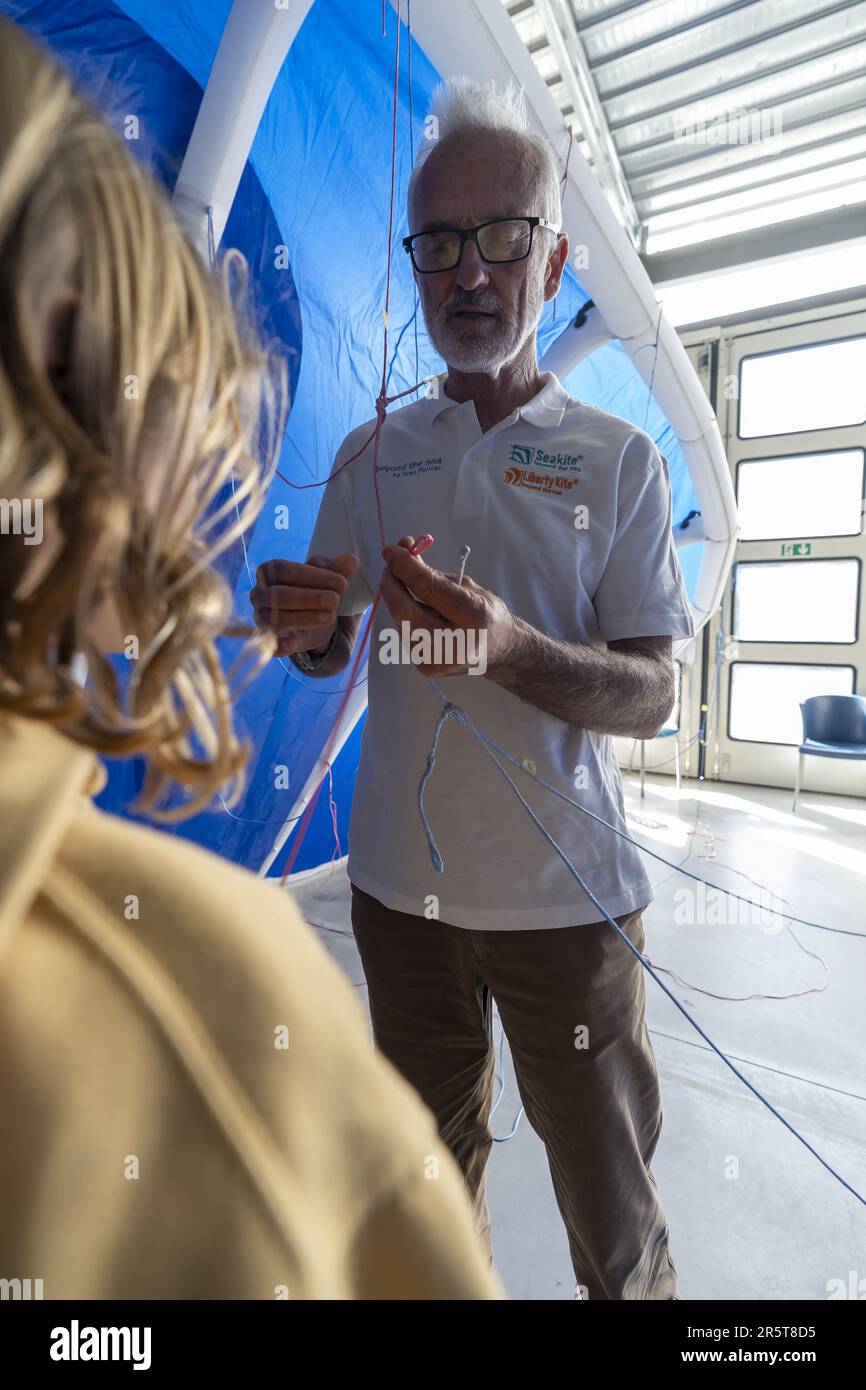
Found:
[380,536,516,677]
[250,553,359,659]
[381,539,675,736]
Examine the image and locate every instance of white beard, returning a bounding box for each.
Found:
[425,271,547,374]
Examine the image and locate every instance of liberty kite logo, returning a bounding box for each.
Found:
[505,444,583,495]
[504,465,577,496]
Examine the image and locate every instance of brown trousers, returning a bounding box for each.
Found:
[351,886,679,1300]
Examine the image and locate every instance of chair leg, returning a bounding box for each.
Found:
[674,737,681,790]
[640,741,646,802]
[628,738,637,773]
[792,752,803,813]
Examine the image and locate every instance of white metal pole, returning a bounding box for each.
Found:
[258,675,369,878]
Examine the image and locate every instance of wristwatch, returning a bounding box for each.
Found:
[291,629,337,672]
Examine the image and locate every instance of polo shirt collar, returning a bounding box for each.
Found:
[425,370,570,430]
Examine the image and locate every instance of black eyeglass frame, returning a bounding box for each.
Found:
[401,215,562,273]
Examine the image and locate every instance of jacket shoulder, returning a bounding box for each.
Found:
[55,805,445,1220]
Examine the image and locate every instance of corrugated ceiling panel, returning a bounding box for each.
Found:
[501,0,866,254]
[601,19,866,127]
[622,95,866,178]
[579,0,772,58]
[587,0,850,90]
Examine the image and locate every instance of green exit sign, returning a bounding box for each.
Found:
[781,541,812,557]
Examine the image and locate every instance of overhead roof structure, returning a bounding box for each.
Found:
[500,0,866,274]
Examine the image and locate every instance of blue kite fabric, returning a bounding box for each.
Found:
[3,0,700,874]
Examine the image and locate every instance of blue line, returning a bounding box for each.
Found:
[418,685,866,1210]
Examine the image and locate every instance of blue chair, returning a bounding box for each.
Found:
[792,695,866,812]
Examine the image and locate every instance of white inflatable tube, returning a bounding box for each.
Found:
[171,0,315,258]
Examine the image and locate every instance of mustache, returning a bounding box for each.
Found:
[446,293,501,314]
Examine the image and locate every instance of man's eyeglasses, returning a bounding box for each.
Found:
[402,216,562,274]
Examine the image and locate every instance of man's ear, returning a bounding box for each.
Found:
[545,234,569,301]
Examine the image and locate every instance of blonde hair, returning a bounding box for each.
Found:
[0,17,286,818]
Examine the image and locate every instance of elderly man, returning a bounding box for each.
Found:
[252,77,694,1301]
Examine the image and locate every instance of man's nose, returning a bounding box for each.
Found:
[455,236,489,291]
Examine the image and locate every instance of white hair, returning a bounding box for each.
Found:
[407,76,562,227]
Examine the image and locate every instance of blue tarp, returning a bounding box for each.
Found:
[3,0,701,874]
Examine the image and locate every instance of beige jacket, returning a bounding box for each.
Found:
[0,715,503,1299]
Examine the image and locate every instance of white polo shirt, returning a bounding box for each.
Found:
[309,370,695,930]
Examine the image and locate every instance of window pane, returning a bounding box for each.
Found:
[737,451,864,539]
[739,338,866,437]
[729,664,854,744]
[734,560,859,643]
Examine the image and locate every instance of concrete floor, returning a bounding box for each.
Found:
[290,773,866,1301]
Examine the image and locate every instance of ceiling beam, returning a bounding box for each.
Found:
[532,0,641,247]
[642,203,866,282]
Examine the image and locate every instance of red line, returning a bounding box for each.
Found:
[274,381,430,492]
[275,426,379,490]
[279,589,383,882]
[560,125,574,190]
[278,2,407,882]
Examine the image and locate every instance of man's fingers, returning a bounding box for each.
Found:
[381,544,472,623]
[323,552,360,580]
[255,561,345,592]
[258,607,338,631]
[250,584,340,614]
[255,553,358,590]
[440,570,480,591]
[379,573,472,679]
[379,568,436,628]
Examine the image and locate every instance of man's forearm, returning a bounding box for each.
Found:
[486,616,674,738]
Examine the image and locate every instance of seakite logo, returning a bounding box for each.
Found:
[504,443,583,496]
